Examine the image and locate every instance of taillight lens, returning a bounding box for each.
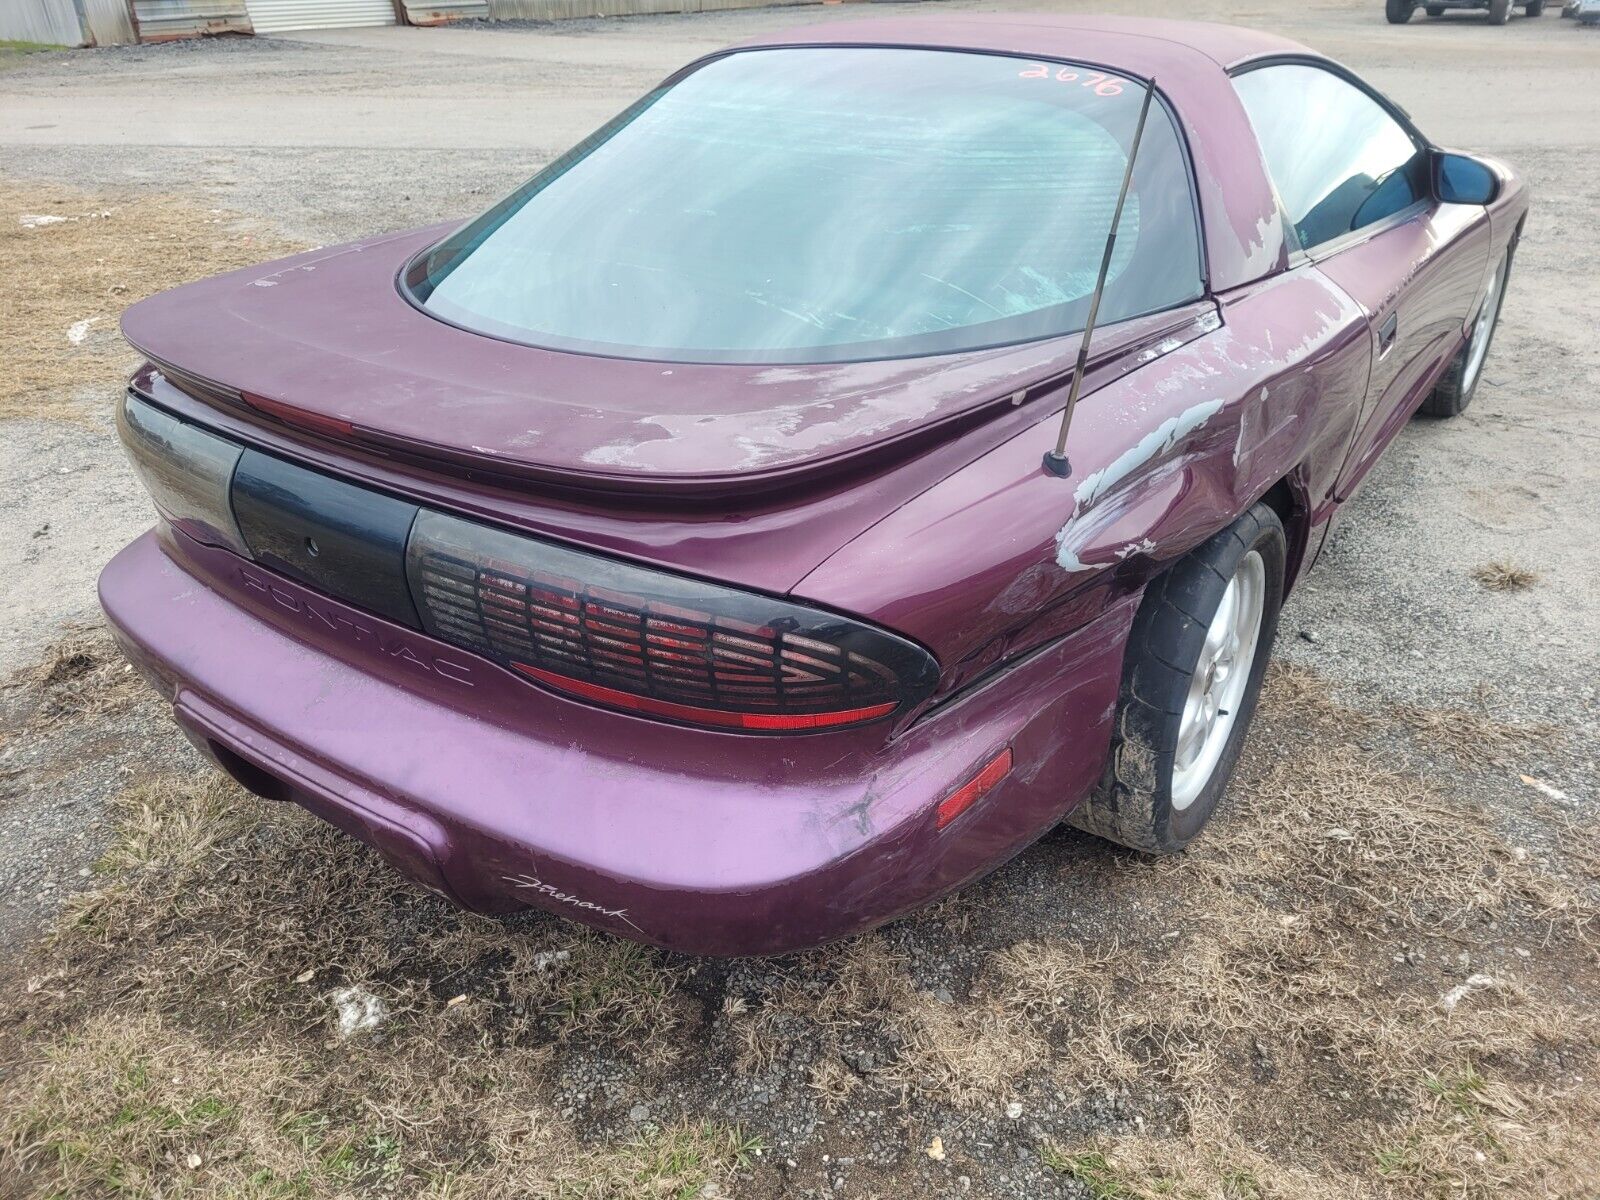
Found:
[117,393,249,557]
[406,510,939,733]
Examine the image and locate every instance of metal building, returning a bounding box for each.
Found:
[129,0,251,39]
[0,0,95,45]
[0,0,423,43]
[239,0,397,33]
[1,0,791,45]
[82,0,139,42]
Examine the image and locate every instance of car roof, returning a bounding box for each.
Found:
[744,14,1314,74]
[735,15,1317,292]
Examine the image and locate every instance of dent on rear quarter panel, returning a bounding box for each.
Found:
[793,267,1372,694]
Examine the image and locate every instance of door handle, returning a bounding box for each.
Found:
[1378,311,1399,358]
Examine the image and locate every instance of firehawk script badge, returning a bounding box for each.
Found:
[502,873,643,932]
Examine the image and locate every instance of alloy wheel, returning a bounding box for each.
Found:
[1461,255,1508,397]
[1171,549,1267,810]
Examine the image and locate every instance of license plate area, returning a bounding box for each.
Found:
[231,449,421,628]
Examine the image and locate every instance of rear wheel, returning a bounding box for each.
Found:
[1420,247,1510,418]
[1068,504,1285,854]
[1525,0,1544,13]
[1387,0,1418,21]
[1489,0,1513,22]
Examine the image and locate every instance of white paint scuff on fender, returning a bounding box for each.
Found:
[1053,398,1226,572]
[1072,398,1226,514]
[1054,535,1092,573]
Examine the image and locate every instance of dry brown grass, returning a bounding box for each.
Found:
[50,772,693,1056]
[1,650,1596,1199]
[5,622,144,724]
[889,983,1045,1107]
[0,181,307,423]
[983,668,1600,1198]
[929,665,1600,1198]
[0,768,742,1198]
[1260,660,1379,738]
[729,936,1044,1108]
[0,1009,758,1200]
[1042,1066,1600,1200]
[1389,697,1563,770]
[1200,740,1589,934]
[1471,561,1539,592]
[806,1056,860,1114]
[1040,1125,1329,1200]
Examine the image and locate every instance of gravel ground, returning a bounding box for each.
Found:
[0,4,1596,1195]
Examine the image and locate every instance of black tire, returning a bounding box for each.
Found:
[1525,0,1544,14]
[1489,0,1512,21]
[1068,504,1286,855]
[1426,4,1445,13]
[1387,0,1418,21]
[1419,245,1512,418]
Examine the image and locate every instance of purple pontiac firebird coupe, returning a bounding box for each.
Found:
[100,16,1526,956]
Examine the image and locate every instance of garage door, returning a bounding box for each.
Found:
[244,0,396,32]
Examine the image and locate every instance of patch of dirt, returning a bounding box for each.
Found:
[0,665,1594,1200]
[0,182,307,423]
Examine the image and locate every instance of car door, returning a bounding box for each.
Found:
[1232,63,1491,501]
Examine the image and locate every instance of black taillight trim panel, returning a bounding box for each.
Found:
[232,449,423,630]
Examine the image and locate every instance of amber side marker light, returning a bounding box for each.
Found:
[935,747,1014,830]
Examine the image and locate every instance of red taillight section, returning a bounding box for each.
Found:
[242,391,355,439]
[935,748,1013,829]
[406,511,939,734]
[510,665,897,731]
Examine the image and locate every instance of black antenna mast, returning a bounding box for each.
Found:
[1042,76,1157,478]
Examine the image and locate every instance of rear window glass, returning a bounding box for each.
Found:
[403,47,1204,364]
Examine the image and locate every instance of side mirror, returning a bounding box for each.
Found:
[1434,152,1500,206]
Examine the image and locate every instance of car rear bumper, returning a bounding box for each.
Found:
[100,530,1133,957]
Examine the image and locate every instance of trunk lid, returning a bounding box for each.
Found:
[122,226,1214,498]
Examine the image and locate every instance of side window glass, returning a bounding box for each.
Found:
[1233,65,1427,252]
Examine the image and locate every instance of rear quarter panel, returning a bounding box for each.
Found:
[794,267,1372,698]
